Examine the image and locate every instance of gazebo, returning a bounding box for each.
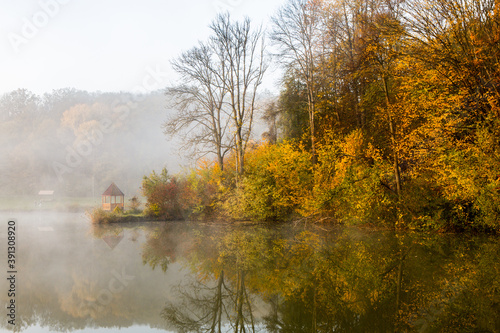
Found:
[102,183,124,211]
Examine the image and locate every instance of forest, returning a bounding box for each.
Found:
[2,0,499,232]
[0,88,179,198]
[142,0,500,232]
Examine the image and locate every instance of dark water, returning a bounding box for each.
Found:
[0,212,499,332]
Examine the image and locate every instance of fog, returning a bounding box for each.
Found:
[0,212,193,332]
[0,87,277,203]
[0,88,190,198]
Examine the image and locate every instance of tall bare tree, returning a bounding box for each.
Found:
[165,14,267,174]
[271,0,326,164]
[210,13,267,174]
[164,42,231,171]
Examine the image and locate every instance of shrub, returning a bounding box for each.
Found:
[304,130,396,225]
[183,160,223,219]
[112,205,123,214]
[86,207,120,224]
[142,168,195,220]
[223,142,313,221]
[128,195,142,213]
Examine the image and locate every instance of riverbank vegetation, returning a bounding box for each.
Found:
[149,0,500,233]
[87,206,147,224]
[87,196,147,224]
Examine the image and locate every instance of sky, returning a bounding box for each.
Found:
[0,0,286,96]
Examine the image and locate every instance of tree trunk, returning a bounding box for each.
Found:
[383,76,401,198]
[308,87,318,165]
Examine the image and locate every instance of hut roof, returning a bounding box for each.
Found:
[38,190,54,195]
[102,183,124,196]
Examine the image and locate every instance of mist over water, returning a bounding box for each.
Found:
[0,212,499,332]
[0,212,188,332]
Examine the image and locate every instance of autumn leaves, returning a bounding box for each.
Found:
[157,0,500,230]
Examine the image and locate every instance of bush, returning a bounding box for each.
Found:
[128,196,142,213]
[304,130,396,225]
[223,142,313,221]
[86,207,120,224]
[183,160,224,220]
[112,205,123,214]
[142,168,195,220]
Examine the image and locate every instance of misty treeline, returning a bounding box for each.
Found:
[146,0,500,231]
[0,88,177,198]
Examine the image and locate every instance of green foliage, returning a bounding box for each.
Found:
[277,72,309,141]
[223,142,313,221]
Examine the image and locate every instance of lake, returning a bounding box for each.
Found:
[0,212,499,332]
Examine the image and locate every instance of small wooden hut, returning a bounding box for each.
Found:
[38,190,54,198]
[102,183,124,211]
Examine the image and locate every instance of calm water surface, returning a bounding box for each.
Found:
[0,212,499,332]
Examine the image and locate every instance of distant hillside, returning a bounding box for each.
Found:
[0,88,186,197]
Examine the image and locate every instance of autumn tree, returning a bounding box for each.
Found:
[402,0,500,227]
[405,0,500,132]
[271,0,328,164]
[321,0,378,132]
[361,0,406,198]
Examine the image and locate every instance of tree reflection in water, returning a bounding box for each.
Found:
[158,228,266,332]
[142,223,500,333]
[1,216,498,332]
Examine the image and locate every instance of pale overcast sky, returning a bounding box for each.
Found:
[0,0,286,95]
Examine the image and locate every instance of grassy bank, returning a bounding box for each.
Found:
[0,196,98,212]
[86,207,152,224]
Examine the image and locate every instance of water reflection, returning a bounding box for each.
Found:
[0,213,184,332]
[0,213,499,332]
[150,224,500,332]
[161,228,270,333]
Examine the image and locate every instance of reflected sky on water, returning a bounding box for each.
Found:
[0,212,499,332]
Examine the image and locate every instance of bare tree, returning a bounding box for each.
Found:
[271,0,326,164]
[165,13,267,174]
[164,42,232,171]
[162,271,230,332]
[210,13,268,174]
[162,269,259,333]
[262,101,280,144]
